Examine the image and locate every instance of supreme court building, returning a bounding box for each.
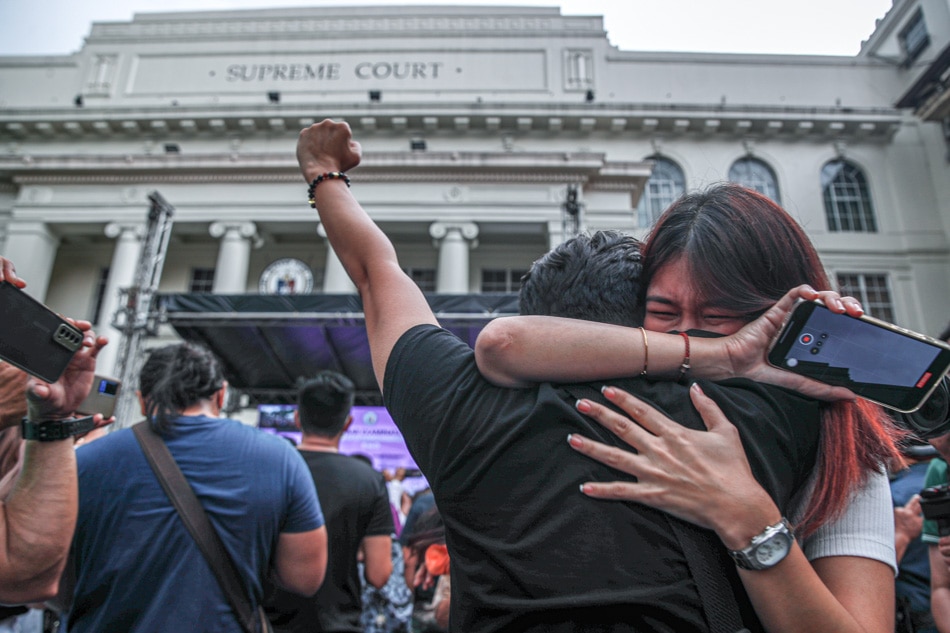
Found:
[1,2,949,406]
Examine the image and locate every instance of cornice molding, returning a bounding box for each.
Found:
[2,151,650,192]
[1,105,903,142]
[86,9,605,45]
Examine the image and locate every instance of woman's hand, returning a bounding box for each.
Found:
[570,383,781,549]
[712,285,862,401]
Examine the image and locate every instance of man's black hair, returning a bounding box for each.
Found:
[518,230,643,326]
[296,370,356,437]
[139,342,225,436]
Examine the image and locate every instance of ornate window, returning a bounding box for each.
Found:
[189,267,216,293]
[821,160,877,232]
[728,157,780,203]
[836,273,894,322]
[638,156,685,227]
[899,9,930,65]
[481,268,528,293]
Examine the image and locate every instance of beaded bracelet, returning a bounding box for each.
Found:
[307,172,351,208]
[678,331,691,380]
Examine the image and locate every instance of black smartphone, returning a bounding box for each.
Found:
[76,375,121,417]
[0,281,84,383]
[768,300,950,412]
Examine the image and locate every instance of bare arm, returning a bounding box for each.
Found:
[272,526,328,596]
[569,385,892,633]
[893,495,922,564]
[360,534,394,589]
[476,286,857,401]
[296,120,437,388]
[0,316,110,603]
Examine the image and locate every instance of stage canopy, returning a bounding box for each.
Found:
[158,293,519,406]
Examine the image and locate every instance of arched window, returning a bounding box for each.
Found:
[821,160,877,232]
[729,157,781,203]
[638,156,685,227]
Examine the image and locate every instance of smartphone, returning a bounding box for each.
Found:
[0,281,84,383]
[76,375,121,417]
[767,300,950,412]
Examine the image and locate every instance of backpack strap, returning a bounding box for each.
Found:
[670,519,751,633]
[133,422,259,633]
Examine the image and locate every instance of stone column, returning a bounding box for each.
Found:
[209,221,259,293]
[95,222,145,377]
[317,223,356,293]
[1,221,59,301]
[429,222,479,294]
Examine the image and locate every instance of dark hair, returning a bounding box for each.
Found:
[139,342,225,435]
[403,505,445,555]
[642,183,824,320]
[296,370,355,437]
[519,230,643,326]
[643,183,905,537]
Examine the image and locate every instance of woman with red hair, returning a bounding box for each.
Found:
[475,183,904,633]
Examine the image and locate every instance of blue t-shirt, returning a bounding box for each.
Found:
[67,416,324,633]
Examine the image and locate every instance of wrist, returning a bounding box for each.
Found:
[21,416,96,442]
[713,497,782,550]
[687,337,733,381]
[26,405,74,423]
[303,164,341,183]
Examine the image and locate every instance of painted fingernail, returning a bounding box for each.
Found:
[567,433,583,448]
[575,399,592,413]
[601,385,616,399]
[690,382,704,396]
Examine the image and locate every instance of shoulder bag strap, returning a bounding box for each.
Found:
[669,519,751,633]
[133,422,257,633]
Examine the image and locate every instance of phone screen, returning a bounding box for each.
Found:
[768,301,950,412]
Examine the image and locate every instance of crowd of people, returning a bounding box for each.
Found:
[0,118,946,632]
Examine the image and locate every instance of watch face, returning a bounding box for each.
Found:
[754,533,791,566]
[259,258,314,295]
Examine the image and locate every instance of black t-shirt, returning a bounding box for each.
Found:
[265,451,394,633]
[384,325,820,633]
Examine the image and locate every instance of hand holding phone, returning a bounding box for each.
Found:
[0,282,83,383]
[767,300,950,412]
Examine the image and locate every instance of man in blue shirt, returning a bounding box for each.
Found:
[61,342,327,632]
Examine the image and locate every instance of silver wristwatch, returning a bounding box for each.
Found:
[728,518,794,571]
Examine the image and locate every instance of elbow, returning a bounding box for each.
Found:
[474,318,527,388]
[288,570,325,598]
[366,561,393,590]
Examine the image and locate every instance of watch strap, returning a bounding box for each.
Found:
[21,416,96,441]
[728,517,793,571]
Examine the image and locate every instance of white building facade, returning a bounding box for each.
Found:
[1,2,948,380]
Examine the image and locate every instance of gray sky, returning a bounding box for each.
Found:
[0,0,893,57]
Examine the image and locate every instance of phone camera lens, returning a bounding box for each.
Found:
[810,347,820,355]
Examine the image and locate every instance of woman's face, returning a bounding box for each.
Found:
[643,257,749,335]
